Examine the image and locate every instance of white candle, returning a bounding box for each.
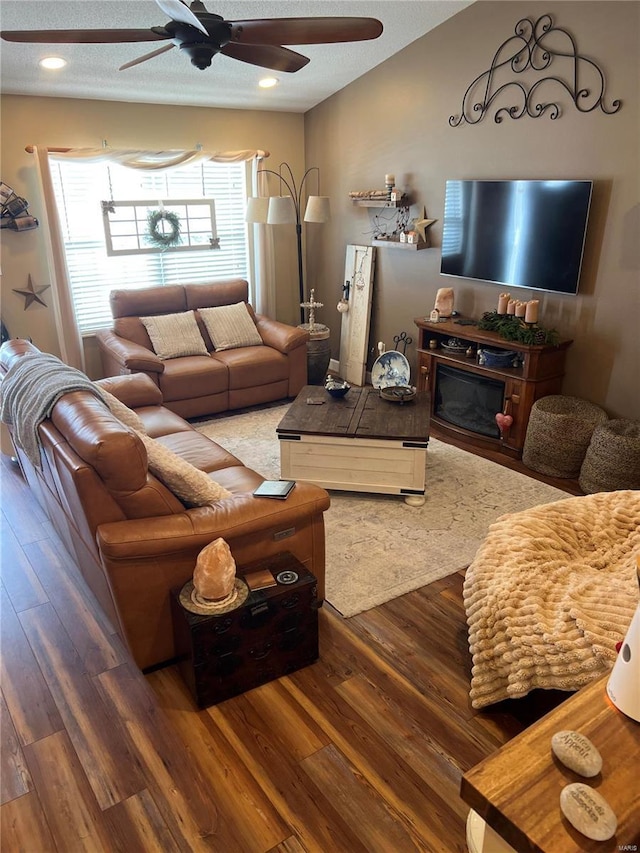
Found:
[498,292,510,314]
[525,299,539,324]
[515,301,526,318]
[385,174,395,185]
[507,300,517,315]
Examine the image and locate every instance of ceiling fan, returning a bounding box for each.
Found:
[0,0,384,72]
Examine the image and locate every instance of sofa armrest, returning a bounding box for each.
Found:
[254,315,309,354]
[97,484,330,559]
[95,373,164,408]
[96,329,164,374]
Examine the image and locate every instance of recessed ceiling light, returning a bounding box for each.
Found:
[258,77,278,89]
[40,57,67,70]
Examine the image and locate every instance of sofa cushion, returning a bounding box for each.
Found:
[141,311,208,359]
[139,433,231,505]
[159,355,228,403]
[199,303,263,351]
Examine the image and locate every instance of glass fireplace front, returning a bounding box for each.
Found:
[434,364,504,439]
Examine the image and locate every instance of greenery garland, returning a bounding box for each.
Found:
[146,209,182,248]
[477,311,559,346]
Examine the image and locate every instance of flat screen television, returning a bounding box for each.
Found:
[440,179,593,295]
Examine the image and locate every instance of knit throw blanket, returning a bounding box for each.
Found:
[0,352,104,469]
[464,490,640,709]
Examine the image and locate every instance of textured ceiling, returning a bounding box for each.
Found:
[0,1,471,112]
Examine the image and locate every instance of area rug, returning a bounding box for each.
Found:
[195,403,568,618]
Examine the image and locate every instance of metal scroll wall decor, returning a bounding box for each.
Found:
[449,14,622,126]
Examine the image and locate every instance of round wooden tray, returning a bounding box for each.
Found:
[379,385,416,404]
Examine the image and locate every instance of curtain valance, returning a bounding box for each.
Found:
[26,146,269,171]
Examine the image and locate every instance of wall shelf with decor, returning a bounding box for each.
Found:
[350,196,410,208]
[371,237,429,250]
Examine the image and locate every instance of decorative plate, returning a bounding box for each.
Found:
[371,350,411,389]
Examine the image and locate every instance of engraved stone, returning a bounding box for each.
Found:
[193,537,236,601]
[560,783,617,841]
[551,730,603,777]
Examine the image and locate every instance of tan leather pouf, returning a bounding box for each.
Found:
[579,419,640,493]
[522,395,608,478]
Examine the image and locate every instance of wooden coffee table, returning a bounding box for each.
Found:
[277,385,430,505]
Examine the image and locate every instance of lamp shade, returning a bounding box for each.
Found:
[267,196,296,225]
[304,195,331,223]
[245,196,269,223]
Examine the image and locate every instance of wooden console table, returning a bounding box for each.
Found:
[461,676,640,852]
[413,317,572,458]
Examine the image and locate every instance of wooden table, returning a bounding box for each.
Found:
[461,676,640,852]
[277,385,430,505]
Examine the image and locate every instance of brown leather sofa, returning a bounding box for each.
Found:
[0,339,330,671]
[96,278,309,419]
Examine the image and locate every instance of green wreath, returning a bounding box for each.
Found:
[146,209,182,248]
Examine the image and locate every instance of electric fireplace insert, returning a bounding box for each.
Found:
[434,364,504,439]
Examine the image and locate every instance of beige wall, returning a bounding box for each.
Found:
[0,96,305,376]
[304,1,640,419]
[2,2,638,415]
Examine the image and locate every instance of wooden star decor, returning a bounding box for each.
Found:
[12,274,51,309]
[412,207,437,243]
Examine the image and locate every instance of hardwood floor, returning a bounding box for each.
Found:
[0,450,573,853]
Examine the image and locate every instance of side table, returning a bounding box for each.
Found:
[171,552,319,708]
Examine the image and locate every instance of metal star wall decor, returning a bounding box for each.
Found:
[412,207,437,243]
[13,274,50,309]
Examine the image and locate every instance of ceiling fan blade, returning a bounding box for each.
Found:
[229,17,383,46]
[153,0,208,36]
[221,42,309,73]
[119,43,175,70]
[0,29,166,44]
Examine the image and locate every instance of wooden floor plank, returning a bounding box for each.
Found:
[0,583,64,746]
[284,667,466,852]
[209,696,369,853]
[335,673,470,821]
[0,790,57,853]
[23,538,126,676]
[0,511,49,611]
[300,743,433,853]
[0,457,49,545]
[23,730,111,852]
[0,689,32,805]
[96,662,245,851]
[18,602,145,811]
[102,789,183,853]
[149,667,292,852]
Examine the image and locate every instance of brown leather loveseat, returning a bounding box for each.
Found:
[96,278,309,419]
[0,340,330,671]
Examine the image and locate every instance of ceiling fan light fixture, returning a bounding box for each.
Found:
[39,56,67,70]
[258,77,278,89]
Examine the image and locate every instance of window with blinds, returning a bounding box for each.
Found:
[51,159,248,334]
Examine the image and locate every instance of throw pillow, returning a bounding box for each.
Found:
[199,303,263,351]
[140,311,209,359]
[97,388,147,434]
[139,433,231,505]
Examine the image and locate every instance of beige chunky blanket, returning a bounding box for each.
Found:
[464,490,640,709]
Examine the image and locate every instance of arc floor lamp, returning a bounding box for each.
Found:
[246,163,330,323]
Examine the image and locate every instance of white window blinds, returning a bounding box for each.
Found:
[50,159,248,334]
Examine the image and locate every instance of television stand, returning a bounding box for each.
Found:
[413,317,572,458]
